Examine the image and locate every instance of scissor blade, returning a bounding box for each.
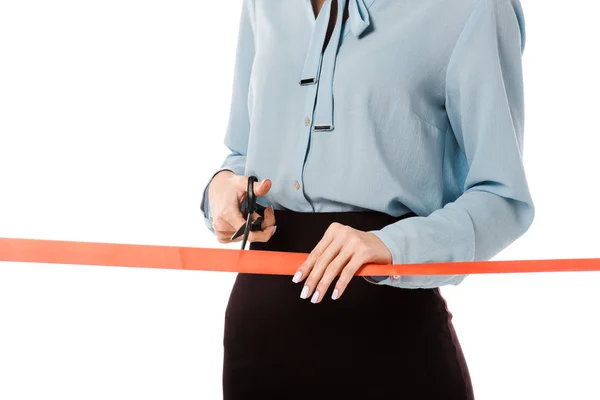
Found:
[230,223,246,241]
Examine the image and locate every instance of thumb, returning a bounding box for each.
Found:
[252,178,272,197]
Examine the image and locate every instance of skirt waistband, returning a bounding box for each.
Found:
[250,209,417,254]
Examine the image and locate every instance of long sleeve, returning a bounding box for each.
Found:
[200,0,256,234]
[368,0,534,288]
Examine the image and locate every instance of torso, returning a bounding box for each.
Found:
[246,0,479,214]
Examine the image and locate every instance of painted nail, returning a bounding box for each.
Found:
[300,286,309,299]
[311,290,320,303]
[332,289,339,300]
[292,270,302,283]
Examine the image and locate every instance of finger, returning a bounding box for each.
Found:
[217,232,238,244]
[219,209,276,244]
[220,176,270,230]
[212,216,237,234]
[311,246,352,304]
[215,220,244,243]
[223,224,276,244]
[222,177,271,232]
[215,205,247,243]
[252,178,272,197]
[219,202,247,236]
[259,206,276,230]
[247,210,272,230]
[236,175,271,196]
[332,254,366,300]
[245,207,276,243]
[301,236,343,301]
[292,223,338,285]
[247,225,277,243]
[292,227,333,291]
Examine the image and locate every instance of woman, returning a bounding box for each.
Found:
[201,0,534,398]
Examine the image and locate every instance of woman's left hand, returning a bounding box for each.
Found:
[292,222,393,303]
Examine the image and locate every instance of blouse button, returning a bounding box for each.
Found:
[304,117,311,127]
[392,275,401,280]
[294,181,301,190]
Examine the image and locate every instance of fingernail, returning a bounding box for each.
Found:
[311,290,320,304]
[272,225,277,237]
[300,286,309,299]
[332,289,339,300]
[292,270,302,283]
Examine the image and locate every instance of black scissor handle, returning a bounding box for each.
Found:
[229,176,265,248]
[246,176,258,214]
[240,176,260,249]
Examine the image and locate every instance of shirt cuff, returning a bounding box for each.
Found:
[200,168,236,234]
[367,229,468,289]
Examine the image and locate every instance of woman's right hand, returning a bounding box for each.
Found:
[208,170,277,244]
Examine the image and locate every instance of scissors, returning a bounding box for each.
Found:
[230,175,265,249]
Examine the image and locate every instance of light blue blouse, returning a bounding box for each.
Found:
[201,0,535,289]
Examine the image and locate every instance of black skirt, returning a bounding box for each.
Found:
[222,209,474,400]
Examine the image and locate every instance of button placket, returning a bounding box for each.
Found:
[293,77,319,211]
[296,0,375,211]
[296,1,337,212]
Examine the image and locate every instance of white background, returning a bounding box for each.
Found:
[1,0,599,399]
